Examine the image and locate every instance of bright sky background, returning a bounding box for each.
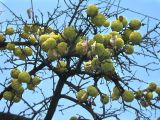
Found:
[0,0,160,120]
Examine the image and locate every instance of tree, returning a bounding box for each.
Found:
[0,0,160,120]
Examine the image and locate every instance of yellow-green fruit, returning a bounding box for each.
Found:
[86,4,98,17]
[46,27,53,33]
[70,116,78,120]
[31,25,39,33]
[122,29,132,41]
[91,57,101,71]
[110,31,119,36]
[57,42,68,56]
[11,68,21,79]
[91,14,106,26]
[0,33,4,42]
[103,34,112,45]
[129,19,141,30]
[32,76,41,85]
[11,79,22,91]
[112,93,120,101]
[39,34,49,44]
[19,54,26,60]
[63,27,77,40]
[24,47,32,56]
[84,60,92,72]
[111,20,123,32]
[87,86,99,97]
[115,38,124,48]
[118,16,128,27]
[48,49,59,61]
[122,90,134,102]
[20,32,29,39]
[27,83,35,90]
[57,61,67,72]
[156,86,160,95]
[103,20,110,27]
[16,86,24,94]
[124,45,134,54]
[28,35,36,44]
[113,87,121,96]
[18,72,31,83]
[93,34,104,43]
[13,95,21,103]
[129,32,142,45]
[3,91,14,101]
[5,27,15,35]
[99,48,112,60]
[92,43,105,57]
[6,43,15,51]
[135,90,143,100]
[148,82,157,91]
[101,94,109,104]
[75,41,88,55]
[145,92,153,100]
[76,90,88,102]
[101,60,114,73]
[41,38,57,51]
[23,24,31,33]
[14,48,22,56]
[140,100,149,107]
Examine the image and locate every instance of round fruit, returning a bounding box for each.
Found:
[122,29,132,41]
[119,16,128,27]
[18,72,31,83]
[23,24,31,33]
[122,90,134,102]
[87,86,99,97]
[32,76,41,85]
[5,27,15,35]
[124,45,134,55]
[145,92,153,100]
[148,82,157,91]
[70,116,78,120]
[115,38,124,48]
[129,19,141,30]
[57,42,68,56]
[41,38,57,51]
[14,48,22,56]
[113,86,121,96]
[6,43,15,50]
[103,20,110,27]
[111,93,120,101]
[91,13,106,26]
[3,91,14,101]
[129,32,142,45]
[13,95,21,103]
[75,41,88,55]
[11,68,21,79]
[84,60,92,72]
[0,33,4,42]
[28,35,36,44]
[63,27,77,41]
[86,4,98,17]
[27,83,35,90]
[93,34,104,43]
[76,90,88,101]
[11,79,22,91]
[156,86,160,95]
[101,59,114,73]
[20,32,29,39]
[103,34,112,45]
[91,57,101,71]
[24,47,32,56]
[16,86,24,94]
[111,20,123,32]
[39,34,49,44]
[57,61,67,72]
[92,43,105,57]
[101,94,109,104]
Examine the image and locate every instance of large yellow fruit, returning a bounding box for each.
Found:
[101,59,114,73]
[124,45,134,55]
[148,82,157,91]
[5,27,15,35]
[24,47,32,56]
[3,91,14,101]
[101,94,109,104]
[87,86,99,97]
[76,90,88,102]
[93,34,104,43]
[129,19,141,30]
[39,34,49,44]
[11,79,22,91]
[0,33,4,42]
[115,38,124,48]
[18,72,31,83]
[111,20,123,32]
[91,13,106,26]
[11,68,21,79]
[145,92,153,100]
[70,116,78,120]
[156,86,160,95]
[63,27,77,41]
[122,90,134,102]
[57,42,68,56]
[86,4,98,17]
[129,32,142,45]
[41,38,57,51]
[32,76,41,85]
[20,32,29,39]
[28,35,36,44]
[6,43,15,51]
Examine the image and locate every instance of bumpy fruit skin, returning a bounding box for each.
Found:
[76,90,88,101]
[41,38,57,51]
[111,20,123,32]
[11,68,21,79]
[122,29,132,41]
[63,27,77,40]
[115,38,124,48]
[129,32,142,45]
[119,16,128,27]
[124,45,134,55]
[6,43,15,50]
[20,32,29,39]
[11,79,22,91]
[24,47,32,56]
[103,34,112,45]
[32,76,41,85]
[87,86,99,97]
[129,19,141,30]
[3,91,14,101]
[86,4,98,17]
[101,94,109,104]
[93,34,104,43]
[39,34,49,44]
[18,72,31,83]
[99,48,112,60]
[156,86,160,95]
[92,43,105,57]
[5,27,15,35]
[145,92,153,100]
[13,95,21,103]
[103,20,110,27]
[101,60,114,73]
[148,82,157,91]
[122,90,134,102]
[0,33,4,42]
[91,13,106,26]
[75,41,88,55]
[57,42,68,56]
[16,86,24,94]
[70,116,78,120]
[28,35,36,44]
[14,48,22,56]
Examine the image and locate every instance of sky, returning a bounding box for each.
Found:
[0,0,160,120]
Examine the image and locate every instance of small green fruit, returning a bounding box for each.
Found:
[13,95,21,103]
[3,91,14,101]
[86,4,98,17]
[122,29,132,41]
[103,20,110,27]
[148,82,157,91]
[124,45,134,55]
[6,43,15,50]
[28,35,36,44]
[63,27,77,40]
[27,83,35,90]
[93,34,104,43]
[118,16,128,27]
[5,27,14,35]
[129,19,141,30]
[145,92,153,100]
[122,90,134,102]
[91,13,106,26]
[32,76,41,85]
[111,20,123,32]
[18,72,31,83]
[101,94,109,104]
[24,47,32,56]
[57,42,68,56]
[14,48,22,56]
[39,34,49,44]
[129,32,142,45]
[101,60,114,73]
[0,33,4,42]
[111,93,120,101]
[20,32,29,39]
[41,38,57,51]
[11,68,21,79]
[11,79,22,91]
[87,86,99,97]
[115,38,124,48]
[76,90,88,102]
